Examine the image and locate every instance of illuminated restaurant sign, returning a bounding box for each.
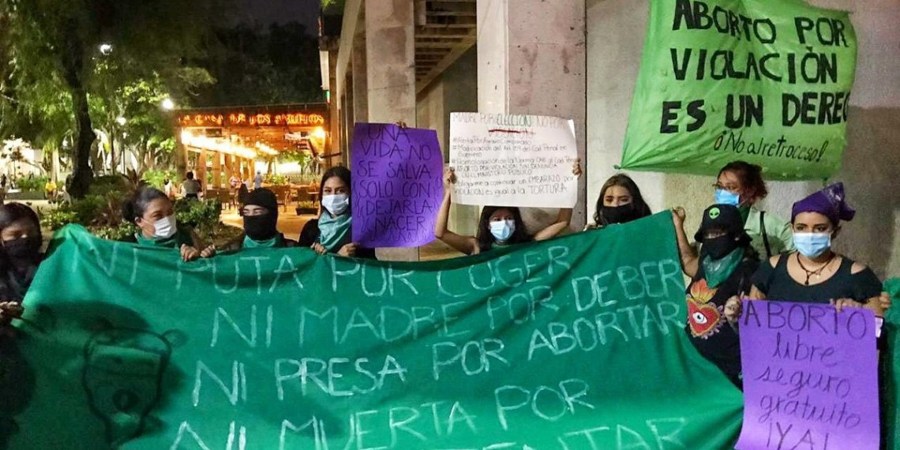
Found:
[177,112,326,128]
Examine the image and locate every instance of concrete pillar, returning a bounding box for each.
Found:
[365,0,418,262]
[197,149,208,192]
[476,0,587,230]
[211,152,222,188]
[351,32,369,147]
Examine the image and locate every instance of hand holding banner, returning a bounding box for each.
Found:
[737,300,879,450]
[351,123,443,248]
[449,113,578,208]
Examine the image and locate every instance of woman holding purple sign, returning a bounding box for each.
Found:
[435,163,581,255]
[299,166,376,259]
[748,183,883,315]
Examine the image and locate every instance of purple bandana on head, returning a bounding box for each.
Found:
[791,182,856,225]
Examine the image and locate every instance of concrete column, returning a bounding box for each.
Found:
[364,0,419,262]
[197,149,208,192]
[476,0,587,230]
[351,32,369,135]
[211,152,222,188]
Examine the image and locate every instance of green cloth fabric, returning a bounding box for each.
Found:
[620,0,857,180]
[242,234,283,249]
[7,213,753,448]
[701,247,744,288]
[318,212,351,252]
[744,207,794,258]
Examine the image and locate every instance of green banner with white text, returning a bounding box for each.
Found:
[620,0,857,180]
[6,213,744,449]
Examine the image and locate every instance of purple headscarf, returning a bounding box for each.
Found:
[791,182,855,225]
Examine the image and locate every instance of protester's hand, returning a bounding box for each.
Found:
[338,243,357,257]
[831,298,864,313]
[180,244,201,262]
[311,242,328,255]
[724,296,742,325]
[200,245,216,258]
[0,301,23,321]
[443,167,457,190]
[880,291,892,311]
[671,207,686,229]
[572,158,583,177]
[395,121,408,128]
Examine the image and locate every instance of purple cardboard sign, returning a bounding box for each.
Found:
[350,123,443,248]
[737,300,879,450]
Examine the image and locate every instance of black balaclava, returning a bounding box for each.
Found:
[243,189,279,240]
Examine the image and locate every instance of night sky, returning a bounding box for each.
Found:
[237,0,321,33]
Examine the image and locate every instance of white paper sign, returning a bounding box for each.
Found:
[449,113,578,208]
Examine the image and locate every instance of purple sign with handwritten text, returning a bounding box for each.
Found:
[351,123,443,248]
[737,300,879,450]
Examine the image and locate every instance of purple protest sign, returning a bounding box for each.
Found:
[737,300,879,450]
[350,123,443,248]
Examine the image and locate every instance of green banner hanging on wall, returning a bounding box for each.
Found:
[3,214,750,449]
[620,0,857,180]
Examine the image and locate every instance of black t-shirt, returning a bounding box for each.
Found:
[298,219,376,259]
[751,253,882,304]
[685,256,758,385]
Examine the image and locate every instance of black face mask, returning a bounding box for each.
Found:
[3,236,41,261]
[243,214,278,241]
[601,204,640,225]
[700,234,740,260]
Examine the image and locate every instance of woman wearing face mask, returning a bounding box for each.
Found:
[435,166,578,255]
[684,204,759,388]
[748,183,883,315]
[220,188,297,251]
[0,203,43,335]
[123,187,214,262]
[585,174,651,230]
[298,166,375,259]
[674,160,793,277]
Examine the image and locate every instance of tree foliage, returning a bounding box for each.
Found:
[196,22,323,106]
[1,0,230,197]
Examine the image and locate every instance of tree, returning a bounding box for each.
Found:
[2,0,229,197]
[195,22,323,106]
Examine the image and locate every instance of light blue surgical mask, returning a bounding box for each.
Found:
[793,232,831,258]
[490,219,515,242]
[714,188,741,206]
[321,194,349,216]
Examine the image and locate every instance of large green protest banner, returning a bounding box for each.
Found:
[5,213,744,449]
[620,0,857,180]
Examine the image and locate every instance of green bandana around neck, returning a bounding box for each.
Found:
[701,247,744,288]
[318,213,352,252]
[243,234,283,249]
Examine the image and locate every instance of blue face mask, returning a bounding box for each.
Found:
[793,232,831,258]
[490,219,515,242]
[714,189,741,206]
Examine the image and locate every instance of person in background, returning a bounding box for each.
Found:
[44,179,57,202]
[748,183,883,314]
[254,171,263,190]
[219,188,297,251]
[674,161,793,277]
[0,203,44,336]
[585,174,652,230]
[163,178,176,199]
[435,162,581,255]
[684,204,759,388]
[229,172,241,191]
[298,166,375,258]
[181,171,202,200]
[123,186,214,261]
